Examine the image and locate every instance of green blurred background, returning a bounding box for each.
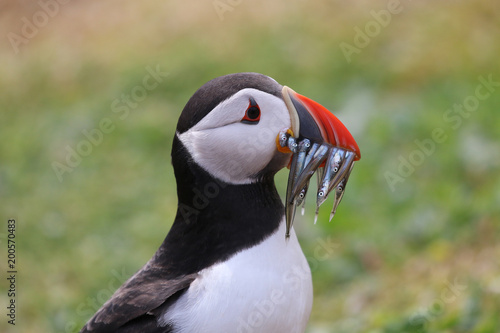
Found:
[1,1,499,332]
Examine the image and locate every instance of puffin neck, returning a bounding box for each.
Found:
[156,136,284,276]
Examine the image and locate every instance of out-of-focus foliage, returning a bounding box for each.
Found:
[1,1,499,332]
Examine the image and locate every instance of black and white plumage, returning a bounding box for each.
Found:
[80,73,360,333]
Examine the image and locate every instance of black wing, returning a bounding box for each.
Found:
[80,263,197,333]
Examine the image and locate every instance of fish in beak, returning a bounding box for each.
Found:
[279,86,361,239]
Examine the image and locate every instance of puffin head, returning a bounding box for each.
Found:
[175,73,360,185]
[172,73,360,238]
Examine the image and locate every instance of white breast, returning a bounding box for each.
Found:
[159,219,313,333]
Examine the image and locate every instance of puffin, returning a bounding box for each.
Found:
[80,72,360,333]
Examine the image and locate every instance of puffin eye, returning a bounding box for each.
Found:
[241,97,261,124]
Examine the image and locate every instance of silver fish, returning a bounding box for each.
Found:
[283,135,358,238]
[294,142,320,209]
[316,148,342,209]
[285,143,329,238]
[284,139,311,238]
[329,158,355,221]
[290,145,329,200]
[326,151,355,195]
[287,136,298,153]
[278,129,290,148]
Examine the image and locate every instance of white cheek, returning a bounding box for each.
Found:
[179,125,276,184]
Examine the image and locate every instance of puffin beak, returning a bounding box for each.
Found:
[282,86,360,160]
[280,86,361,239]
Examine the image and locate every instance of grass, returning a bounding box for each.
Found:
[1,1,499,332]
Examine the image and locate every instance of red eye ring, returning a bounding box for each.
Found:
[241,97,261,124]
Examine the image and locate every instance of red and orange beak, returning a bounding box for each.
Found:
[282,86,360,161]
